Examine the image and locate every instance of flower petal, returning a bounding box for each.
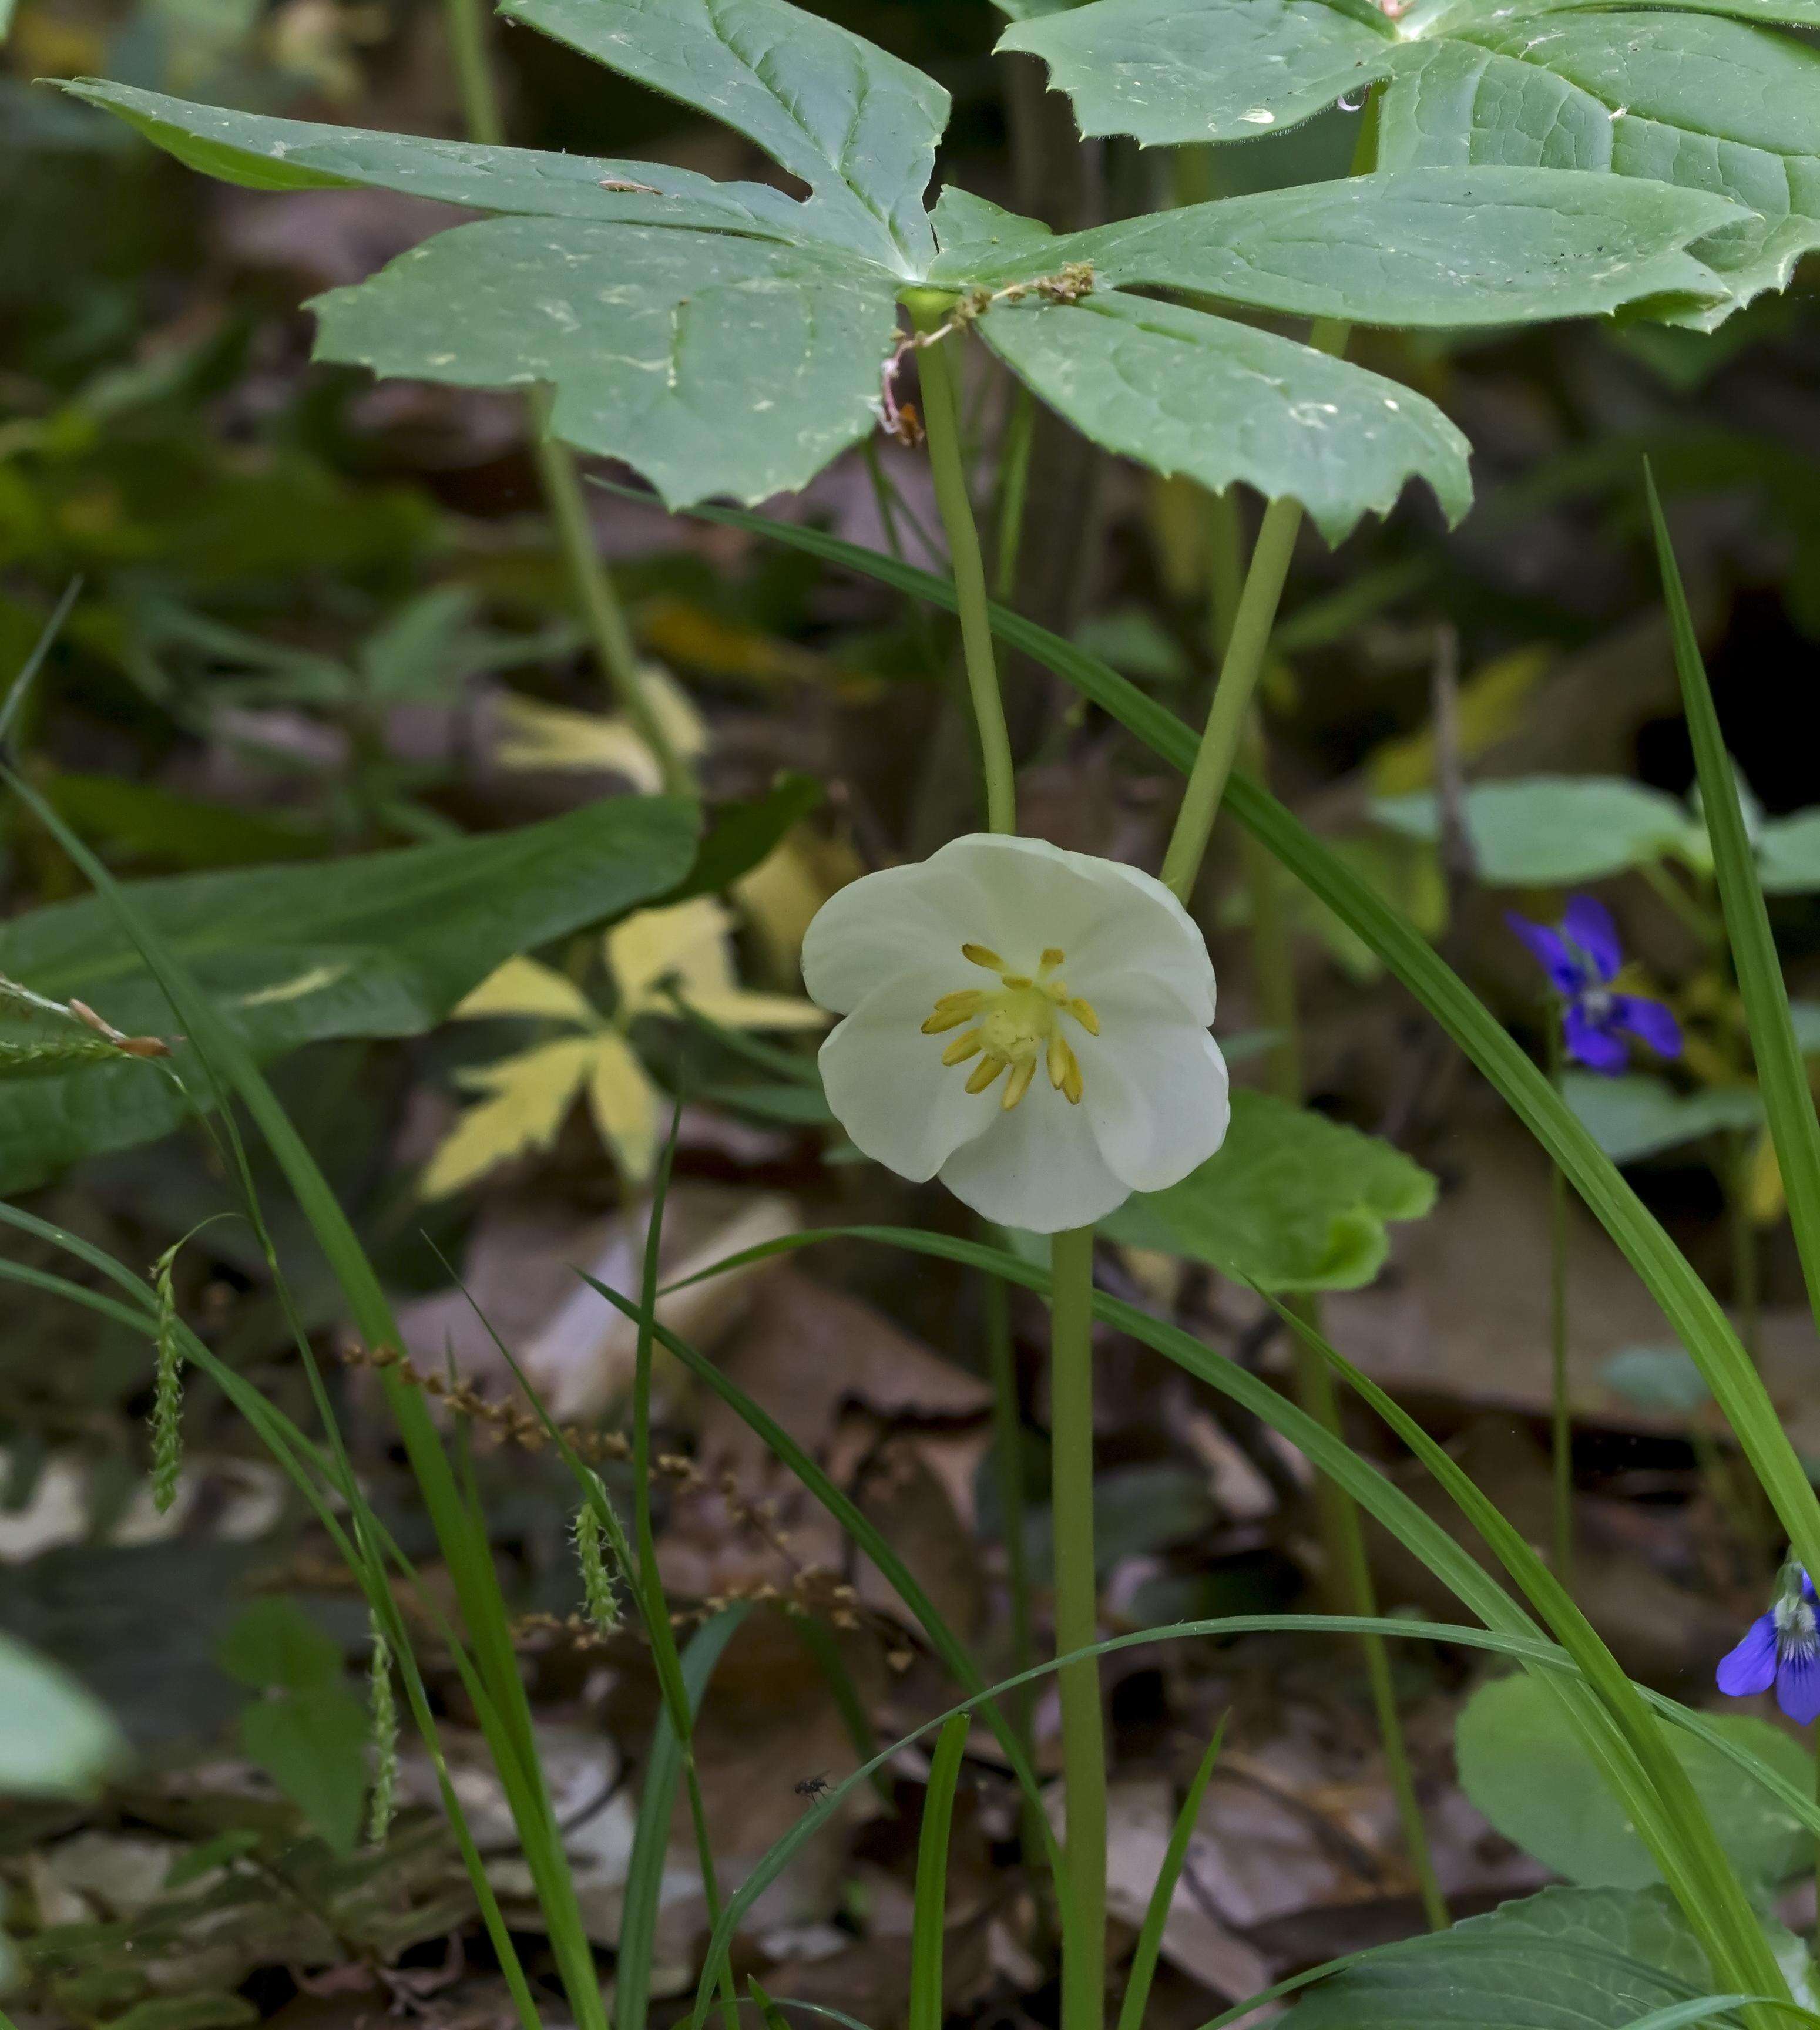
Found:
[1715,1613,1779,1697]
[1563,1004,1628,1075]
[937,1077,1133,1232]
[1779,1646,1820,1726]
[818,969,996,1182]
[1076,983,1230,1193]
[802,858,990,1016]
[1610,994,1682,1061]
[1505,913,1580,996]
[1561,895,1623,983]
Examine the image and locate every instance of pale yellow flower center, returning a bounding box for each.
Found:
[918,943,1100,1111]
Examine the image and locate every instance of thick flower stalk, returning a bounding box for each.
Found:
[802,834,1231,1233]
[1507,895,1683,1074]
[1717,1564,1820,1725]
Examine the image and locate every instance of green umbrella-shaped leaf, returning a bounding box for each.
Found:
[978,288,1472,542]
[311,220,899,509]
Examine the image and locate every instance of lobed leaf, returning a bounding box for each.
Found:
[1001,0,1820,325]
[940,169,1745,324]
[57,80,821,242]
[978,289,1472,543]
[496,0,948,271]
[311,220,899,509]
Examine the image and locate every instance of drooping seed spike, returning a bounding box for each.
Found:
[1002,1058,1036,1110]
[574,1494,624,1639]
[965,1054,1008,1094]
[942,1029,985,1065]
[961,943,1006,972]
[366,1617,399,1844]
[149,1241,184,1515]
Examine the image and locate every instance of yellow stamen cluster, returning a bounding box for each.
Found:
[919,942,1099,1110]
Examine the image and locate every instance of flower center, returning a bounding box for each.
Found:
[1775,1593,1819,1660]
[919,942,1100,1111]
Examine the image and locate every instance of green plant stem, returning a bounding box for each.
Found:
[1233,706,1446,1931]
[906,297,1016,835]
[436,0,690,797]
[986,1265,1037,1774]
[1728,1131,1762,1364]
[1160,493,1302,902]
[994,382,1037,603]
[528,409,692,794]
[1158,93,1376,902]
[1050,1223,1106,2030]
[1546,1017,1574,1586]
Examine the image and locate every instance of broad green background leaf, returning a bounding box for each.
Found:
[1758,810,1820,892]
[0,795,695,1193]
[979,289,1472,543]
[1001,0,1820,327]
[312,221,898,509]
[1456,1672,1812,1892]
[0,1631,127,1799]
[239,1682,369,1856]
[217,1599,343,1693]
[934,170,1743,325]
[1280,1885,1714,2028]
[1372,777,1694,883]
[59,80,821,243]
[1103,1085,1436,1288]
[497,0,947,270]
[1564,1071,1763,1164]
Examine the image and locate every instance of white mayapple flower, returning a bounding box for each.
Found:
[802,834,1230,1232]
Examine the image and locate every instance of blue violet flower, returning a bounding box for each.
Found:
[1717,1564,1820,1725]
[1506,895,1682,1076]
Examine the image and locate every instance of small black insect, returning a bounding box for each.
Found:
[794,1774,831,1800]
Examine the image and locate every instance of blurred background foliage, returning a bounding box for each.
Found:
[8,0,1820,2016]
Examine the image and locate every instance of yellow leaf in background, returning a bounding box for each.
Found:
[584,1030,662,1183]
[637,596,825,690]
[420,1038,599,1197]
[453,954,596,1028]
[736,830,864,980]
[609,896,824,1029]
[1746,1125,1785,1227]
[492,669,707,791]
[684,988,827,1031]
[610,896,736,1011]
[1368,645,1552,796]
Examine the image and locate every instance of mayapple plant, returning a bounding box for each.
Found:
[69,0,1747,538]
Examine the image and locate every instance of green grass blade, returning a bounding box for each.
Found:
[621,1606,753,2030]
[0,576,81,744]
[908,1713,971,2030]
[1268,1290,1787,2010]
[790,1614,893,1809]
[661,506,1820,1597]
[1619,2005,1816,2030]
[1,766,605,2029]
[1116,1719,1227,2030]
[577,1268,1064,1880]
[1646,465,1820,1340]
